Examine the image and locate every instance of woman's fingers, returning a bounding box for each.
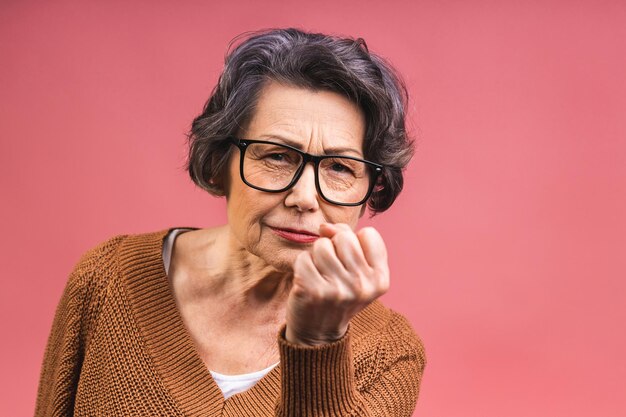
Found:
[357,227,388,271]
[319,223,369,273]
[293,245,353,306]
[357,227,390,291]
[292,250,323,296]
[319,222,349,238]
[310,237,348,281]
[318,222,338,237]
[311,223,388,298]
[287,224,390,345]
[331,229,371,274]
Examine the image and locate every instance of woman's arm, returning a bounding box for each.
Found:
[35,268,87,416]
[276,313,426,417]
[278,223,426,416]
[35,236,125,417]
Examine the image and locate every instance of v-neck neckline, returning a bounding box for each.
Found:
[119,227,282,416]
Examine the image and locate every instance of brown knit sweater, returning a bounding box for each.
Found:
[35,228,426,416]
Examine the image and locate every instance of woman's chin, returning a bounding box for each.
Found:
[260,248,303,273]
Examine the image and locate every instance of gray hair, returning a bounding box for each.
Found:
[186,28,414,214]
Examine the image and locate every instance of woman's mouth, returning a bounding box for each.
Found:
[268,226,319,244]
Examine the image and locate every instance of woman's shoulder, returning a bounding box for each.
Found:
[59,228,178,321]
[68,227,182,289]
[75,234,129,271]
[67,233,129,290]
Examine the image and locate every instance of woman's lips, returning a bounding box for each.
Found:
[269,226,319,243]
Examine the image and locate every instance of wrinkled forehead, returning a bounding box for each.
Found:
[243,82,366,157]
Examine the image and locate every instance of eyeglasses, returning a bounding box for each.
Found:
[229,137,383,206]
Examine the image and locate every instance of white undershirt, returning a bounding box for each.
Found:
[209,362,279,399]
[162,228,279,399]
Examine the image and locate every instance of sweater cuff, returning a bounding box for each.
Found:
[277,324,358,416]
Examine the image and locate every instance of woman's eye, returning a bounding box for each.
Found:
[267,153,286,161]
[331,163,351,173]
[265,152,298,165]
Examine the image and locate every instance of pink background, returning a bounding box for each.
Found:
[1,1,625,415]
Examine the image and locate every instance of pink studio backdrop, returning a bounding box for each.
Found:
[1,1,625,416]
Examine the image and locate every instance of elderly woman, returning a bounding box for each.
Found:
[36,28,426,416]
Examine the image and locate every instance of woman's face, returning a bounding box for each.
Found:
[225,81,367,271]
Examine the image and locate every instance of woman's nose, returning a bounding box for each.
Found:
[284,163,320,212]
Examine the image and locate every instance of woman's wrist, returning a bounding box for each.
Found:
[284,325,348,346]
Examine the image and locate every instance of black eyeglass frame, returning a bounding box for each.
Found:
[229,137,384,207]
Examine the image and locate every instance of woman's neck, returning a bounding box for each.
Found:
[172,225,292,322]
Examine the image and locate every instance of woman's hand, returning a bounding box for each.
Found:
[285,223,390,346]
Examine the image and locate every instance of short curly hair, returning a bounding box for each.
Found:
[186,28,414,214]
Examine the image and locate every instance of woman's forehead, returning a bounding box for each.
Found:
[245,82,366,155]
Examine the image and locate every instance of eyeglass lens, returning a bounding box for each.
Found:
[242,142,372,204]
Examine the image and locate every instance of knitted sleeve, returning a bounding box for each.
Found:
[276,312,426,417]
[34,235,127,417]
